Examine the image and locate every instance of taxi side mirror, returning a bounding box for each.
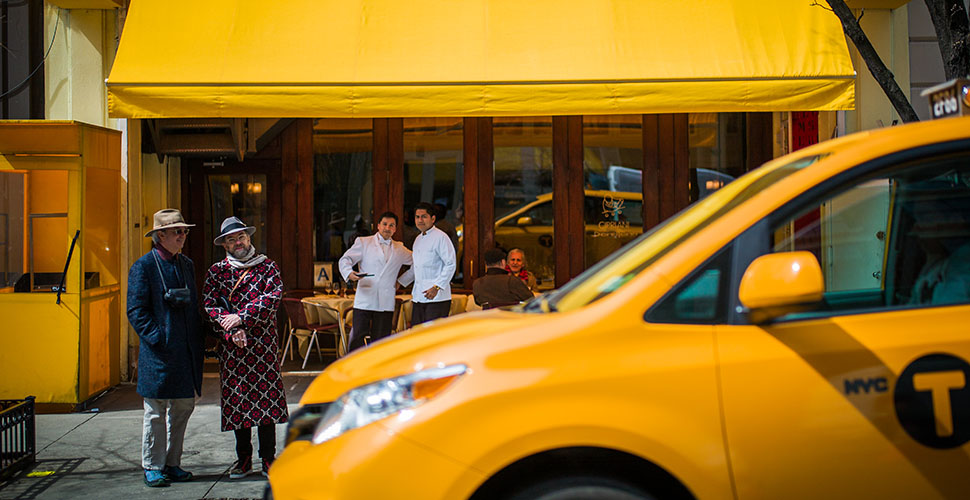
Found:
[516,216,533,226]
[738,251,824,324]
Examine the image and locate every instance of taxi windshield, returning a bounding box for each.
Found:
[525,152,829,314]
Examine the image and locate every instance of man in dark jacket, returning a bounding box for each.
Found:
[472,248,534,308]
[126,209,204,488]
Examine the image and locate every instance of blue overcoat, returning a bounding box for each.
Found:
[127,248,204,399]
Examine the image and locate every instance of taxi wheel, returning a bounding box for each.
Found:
[507,475,654,500]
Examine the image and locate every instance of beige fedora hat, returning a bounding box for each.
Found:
[144,209,195,237]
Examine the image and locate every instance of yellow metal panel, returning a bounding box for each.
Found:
[0,294,81,403]
[0,121,82,153]
[107,0,856,117]
[79,290,119,401]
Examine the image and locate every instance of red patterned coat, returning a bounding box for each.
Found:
[202,258,288,431]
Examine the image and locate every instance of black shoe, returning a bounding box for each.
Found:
[261,456,274,478]
[162,465,193,482]
[229,456,253,479]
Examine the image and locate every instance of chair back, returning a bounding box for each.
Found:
[283,289,316,300]
[449,294,468,316]
[282,298,311,329]
[312,303,341,325]
[482,301,520,310]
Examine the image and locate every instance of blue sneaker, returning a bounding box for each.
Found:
[162,465,193,482]
[144,469,170,487]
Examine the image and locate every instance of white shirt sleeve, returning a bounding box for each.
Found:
[338,237,364,281]
[433,231,457,290]
[397,245,414,286]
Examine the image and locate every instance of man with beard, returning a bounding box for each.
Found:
[202,216,288,479]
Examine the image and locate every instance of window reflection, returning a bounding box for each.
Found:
[583,116,644,269]
[402,118,463,283]
[493,117,554,288]
[688,113,742,202]
[313,119,374,267]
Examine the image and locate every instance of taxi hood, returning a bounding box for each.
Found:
[299,309,552,404]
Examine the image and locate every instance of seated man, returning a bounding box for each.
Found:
[908,199,970,306]
[473,248,534,308]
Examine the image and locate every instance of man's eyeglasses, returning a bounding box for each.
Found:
[168,228,190,235]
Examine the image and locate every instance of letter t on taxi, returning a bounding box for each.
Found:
[913,371,966,437]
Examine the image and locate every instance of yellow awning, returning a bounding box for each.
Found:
[107,0,856,118]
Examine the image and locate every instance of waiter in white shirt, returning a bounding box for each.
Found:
[339,212,413,351]
[406,202,457,325]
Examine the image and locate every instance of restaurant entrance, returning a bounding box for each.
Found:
[180,158,282,291]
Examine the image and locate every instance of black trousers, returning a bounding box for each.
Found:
[234,424,276,461]
[411,300,451,326]
[348,309,394,352]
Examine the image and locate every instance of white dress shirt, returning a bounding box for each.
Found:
[339,234,413,312]
[404,225,456,304]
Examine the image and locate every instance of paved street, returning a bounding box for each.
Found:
[0,358,329,500]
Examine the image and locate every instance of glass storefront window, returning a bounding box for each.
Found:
[402,118,463,283]
[204,174,268,267]
[583,115,644,269]
[83,167,121,289]
[493,117,554,289]
[0,170,69,292]
[688,113,744,202]
[313,119,374,279]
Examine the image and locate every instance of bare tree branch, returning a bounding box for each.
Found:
[825,0,920,122]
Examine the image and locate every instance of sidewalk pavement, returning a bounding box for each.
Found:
[0,356,332,500]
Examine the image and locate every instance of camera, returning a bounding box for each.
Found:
[163,287,192,309]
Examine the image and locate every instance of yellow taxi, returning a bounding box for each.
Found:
[268,113,970,499]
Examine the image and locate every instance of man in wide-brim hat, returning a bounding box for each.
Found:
[202,216,288,479]
[126,209,204,487]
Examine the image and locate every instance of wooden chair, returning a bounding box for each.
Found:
[280,298,339,369]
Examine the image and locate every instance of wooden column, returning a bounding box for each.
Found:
[388,119,404,225]
[373,118,404,238]
[373,119,389,224]
[553,115,585,287]
[746,112,774,173]
[281,119,314,290]
[644,114,690,224]
[642,115,661,230]
[462,117,493,288]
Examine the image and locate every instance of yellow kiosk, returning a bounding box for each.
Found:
[0,121,122,410]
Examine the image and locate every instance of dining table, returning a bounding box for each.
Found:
[301,294,356,357]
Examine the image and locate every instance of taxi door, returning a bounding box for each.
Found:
[715,148,970,498]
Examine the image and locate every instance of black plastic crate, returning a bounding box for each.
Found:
[0,396,36,481]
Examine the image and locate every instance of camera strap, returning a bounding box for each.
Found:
[151,248,186,290]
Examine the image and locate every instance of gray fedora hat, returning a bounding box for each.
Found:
[144,209,195,237]
[213,216,256,245]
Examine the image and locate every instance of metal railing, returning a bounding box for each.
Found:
[0,396,36,480]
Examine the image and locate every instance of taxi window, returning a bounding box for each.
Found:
[645,247,731,324]
[502,202,553,227]
[765,152,970,320]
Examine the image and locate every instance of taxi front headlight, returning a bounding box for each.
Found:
[311,364,467,445]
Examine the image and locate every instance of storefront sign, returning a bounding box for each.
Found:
[593,195,628,238]
[921,79,970,120]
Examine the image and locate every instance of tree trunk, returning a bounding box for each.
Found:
[924,0,970,81]
[826,0,921,123]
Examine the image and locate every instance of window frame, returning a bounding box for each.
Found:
[737,139,970,324]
